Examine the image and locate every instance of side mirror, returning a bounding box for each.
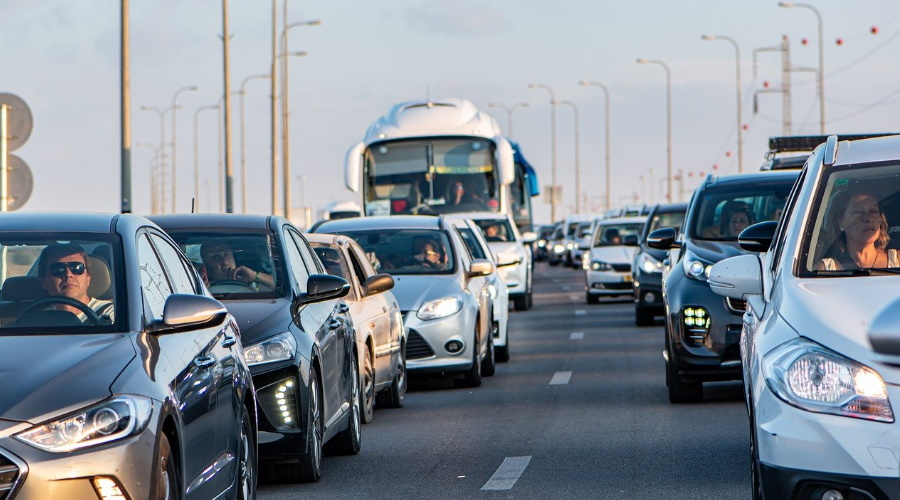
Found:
[646,227,680,250]
[494,136,516,186]
[468,258,495,277]
[158,294,228,331]
[738,221,779,253]
[578,236,591,251]
[362,273,394,296]
[298,274,351,306]
[708,255,763,299]
[623,235,639,246]
[344,142,365,193]
[521,231,538,244]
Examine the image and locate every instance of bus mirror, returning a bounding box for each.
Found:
[494,136,515,186]
[344,142,365,193]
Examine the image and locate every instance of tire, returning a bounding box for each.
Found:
[455,328,483,388]
[525,286,533,309]
[360,345,375,424]
[295,370,323,482]
[153,432,178,500]
[481,331,496,377]
[586,291,600,305]
[330,355,362,455]
[377,346,406,408]
[666,355,703,403]
[237,405,257,500]
[749,395,765,500]
[635,306,654,326]
[513,295,528,311]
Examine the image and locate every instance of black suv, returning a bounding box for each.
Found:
[632,202,687,326]
[647,170,799,403]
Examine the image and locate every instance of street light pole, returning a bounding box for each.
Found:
[280,18,321,220]
[553,99,581,213]
[778,2,825,134]
[136,142,160,214]
[578,80,612,211]
[194,103,220,212]
[527,83,558,221]
[636,58,673,203]
[238,73,270,213]
[170,85,198,213]
[270,0,278,216]
[140,105,174,212]
[702,35,744,172]
[487,101,530,138]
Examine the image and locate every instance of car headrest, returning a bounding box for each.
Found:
[0,255,110,301]
[87,255,111,298]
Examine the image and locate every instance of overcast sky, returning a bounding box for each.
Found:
[4,0,900,225]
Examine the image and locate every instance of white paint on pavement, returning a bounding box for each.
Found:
[570,332,584,340]
[481,456,532,491]
[574,309,586,316]
[569,294,581,302]
[549,371,572,385]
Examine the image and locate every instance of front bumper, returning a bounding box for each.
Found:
[403,310,476,374]
[633,270,664,313]
[585,269,633,296]
[251,363,309,462]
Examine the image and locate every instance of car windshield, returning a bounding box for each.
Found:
[690,179,795,241]
[163,230,286,300]
[648,211,685,233]
[593,223,644,247]
[801,162,900,276]
[329,229,455,275]
[472,219,514,242]
[0,233,123,332]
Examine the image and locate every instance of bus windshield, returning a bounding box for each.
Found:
[363,137,501,216]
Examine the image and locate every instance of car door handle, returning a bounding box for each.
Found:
[222,336,237,348]
[329,319,341,330]
[338,303,349,314]
[194,356,216,368]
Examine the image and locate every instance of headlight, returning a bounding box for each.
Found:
[638,253,663,274]
[537,239,547,248]
[417,296,462,320]
[244,331,297,366]
[590,261,612,272]
[566,242,575,250]
[553,244,565,254]
[682,250,712,281]
[16,396,153,453]
[763,338,894,423]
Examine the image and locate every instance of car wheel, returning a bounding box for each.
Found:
[154,432,178,500]
[377,345,406,408]
[525,284,533,309]
[481,330,496,377]
[513,295,528,311]
[294,369,323,482]
[360,345,375,424]
[635,306,654,326]
[749,395,766,500]
[456,327,483,388]
[237,405,257,500]
[586,291,600,305]
[666,355,703,403]
[330,355,362,456]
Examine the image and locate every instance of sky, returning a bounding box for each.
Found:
[3,0,900,226]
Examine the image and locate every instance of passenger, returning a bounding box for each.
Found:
[201,241,275,289]
[725,206,753,237]
[484,223,507,242]
[412,239,448,270]
[817,190,900,270]
[702,201,753,238]
[605,228,622,245]
[38,243,114,322]
[447,181,486,209]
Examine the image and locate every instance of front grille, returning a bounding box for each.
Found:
[592,281,633,291]
[726,297,746,313]
[406,330,435,359]
[0,450,22,500]
[611,263,631,273]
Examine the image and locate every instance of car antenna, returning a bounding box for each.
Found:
[191,197,196,214]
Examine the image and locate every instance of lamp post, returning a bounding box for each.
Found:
[169,85,198,213]
[280,18,321,220]
[487,101,529,138]
[194,103,221,212]
[577,80,612,211]
[701,35,744,172]
[636,58,673,203]
[140,105,174,212]
[778,2,825,134]
[552,99,582,213]
[527,83,558,221]
[136,142,161,214]
[238,73,270,213]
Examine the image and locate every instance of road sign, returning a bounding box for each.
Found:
[6,154,33,211]
[0,93,33,151]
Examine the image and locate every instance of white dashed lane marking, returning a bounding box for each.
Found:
[549,371,572,385]
[574,309,586,316]
[481,456,533,491]
[570,332,584,340]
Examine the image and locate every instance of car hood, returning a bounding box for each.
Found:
[0,334,136,423]
[780,277,900,384]
[589,246,635,264]
[489,241,524,262]
[219,298,293,345]
[688,239,744,263]
[389,275,463,311]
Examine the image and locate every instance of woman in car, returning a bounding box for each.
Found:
[817,189,900,270]
[701,201,753,238]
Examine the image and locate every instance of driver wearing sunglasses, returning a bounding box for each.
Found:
[38,243,114,323]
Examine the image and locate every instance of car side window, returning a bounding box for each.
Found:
[137,234,173,321]
[346,245,372,283]
[455,228,480,260]
[282,229,310,292]
[290,231,323,275]
[150,233,198,295]
[772,167,809,274]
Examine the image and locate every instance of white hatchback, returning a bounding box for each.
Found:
[709,134,900,500]
[583,216,645,304]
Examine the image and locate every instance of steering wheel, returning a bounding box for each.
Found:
[209,279,256,293]
[17,296,103,325]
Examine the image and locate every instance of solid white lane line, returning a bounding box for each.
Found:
[549,371,572,385]
[561,285,572,290]
[570,332,584,340]
[574,309,586,316]
[481,456,533,491]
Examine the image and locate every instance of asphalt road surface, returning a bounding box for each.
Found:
[258,261,750,499]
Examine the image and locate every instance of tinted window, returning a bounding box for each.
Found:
[150,234,197,295]
[472,219,514,242]
[457,228,488,260]
[648,212,686,233]
[593,223,644,247]
[690,178,796,241]
[327,229,455,275]
[282,229,310,292]
[138,234,172,321]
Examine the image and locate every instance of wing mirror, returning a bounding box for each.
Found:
[707,255,763,299]
[646,227,680,250]
[468,259,495,277]
[297,274,350,306]
[362,273,394,296]
[155,294,229,332]
[738,221,778,253]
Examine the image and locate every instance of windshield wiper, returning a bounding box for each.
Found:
[867,267,900,275]
[811,268,872,277]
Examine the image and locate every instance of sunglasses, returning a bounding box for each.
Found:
[49,261,86,277]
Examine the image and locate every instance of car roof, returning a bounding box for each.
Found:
[311,215,444,233]
[0,212,126,233]
[304,232,358,248]
[447,211,512,222]
[149,213,283,230]
[649,202,689,214]
[598,216,647,225]
[700,169,800,190]
[832,134,900,166]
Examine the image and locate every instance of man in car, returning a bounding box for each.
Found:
[38,243,114,322]
[200,241,275,290]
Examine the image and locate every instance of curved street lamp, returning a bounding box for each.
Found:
[578,80,612,211]
[552,99,581,213]
[238,73,271,213]
[702,34,744,172]
[636,58,673,203]
[778,2,825,133]
[487,101,529,139]
[140,104,175,213]
[527,83,558,221]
